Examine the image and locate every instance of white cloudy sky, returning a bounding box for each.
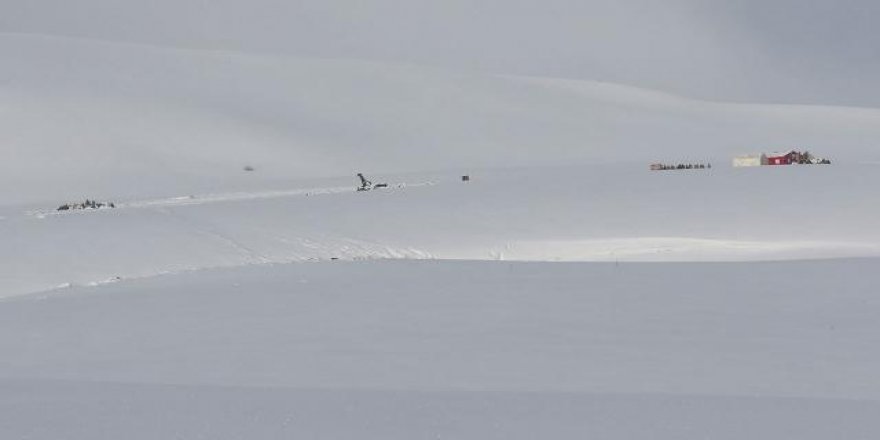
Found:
[1,0,877,106]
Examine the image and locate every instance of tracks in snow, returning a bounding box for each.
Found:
[9,181,439,298]
[25,181,435,219]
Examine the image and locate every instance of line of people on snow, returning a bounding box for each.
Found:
[57,199,116,211]
[650,163,711,171]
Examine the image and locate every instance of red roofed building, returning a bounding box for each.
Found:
[766,150,800,165]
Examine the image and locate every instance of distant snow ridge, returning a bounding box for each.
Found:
[30,238,433,298]
[281,237,434,262]
[493,238,880,262]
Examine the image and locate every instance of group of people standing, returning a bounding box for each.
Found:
[57,199,116,211]
[650,163,711,171]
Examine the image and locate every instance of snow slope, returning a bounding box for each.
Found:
[3,33,880,205]
[3,28,880,440]
[3,259,880,439]
[3,35,880,298]
[3,164,880,298]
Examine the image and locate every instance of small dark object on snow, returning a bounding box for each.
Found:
[356,173,388,191]
[462,175,470,182]
[357,173,372,191]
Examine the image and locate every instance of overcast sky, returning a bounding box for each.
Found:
[2,0,878,106]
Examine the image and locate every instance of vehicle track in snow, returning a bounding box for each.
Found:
[24,181,435,219]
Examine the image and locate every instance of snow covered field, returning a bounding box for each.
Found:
[2,163,879,299]
[3,162,880,437]
[3,20,880,439]
[3,260,880,439]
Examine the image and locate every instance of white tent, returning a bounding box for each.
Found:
[733,154,768,167]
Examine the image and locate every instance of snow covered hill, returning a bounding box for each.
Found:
[3,25,880,440]
[3,163,879,299]
[3,33,880,205]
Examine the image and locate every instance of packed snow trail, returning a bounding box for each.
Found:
[24,181,435,219]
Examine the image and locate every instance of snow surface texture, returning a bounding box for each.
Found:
[3,260,880,439]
